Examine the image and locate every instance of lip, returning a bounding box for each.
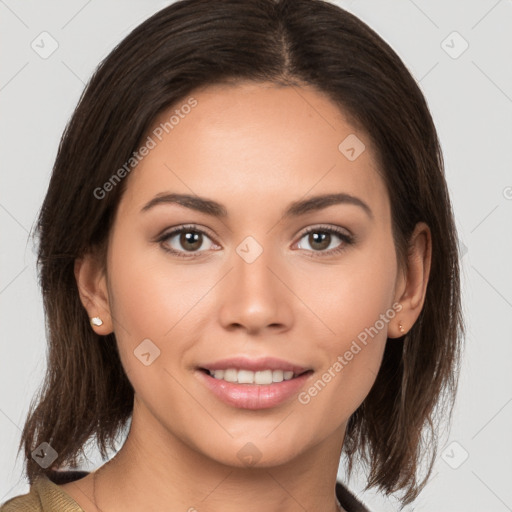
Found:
[195,356,313,410]
[197,370,312,409]
[198,356,310,374]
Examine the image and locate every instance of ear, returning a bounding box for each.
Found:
[389,222,432,339]
[74,251,113,335]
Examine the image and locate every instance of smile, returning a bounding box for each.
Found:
[196,368,313,410]
[204,368,302,385]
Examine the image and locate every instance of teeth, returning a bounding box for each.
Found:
[208,368,299,384]
[272,370,284,382]
[223,369,237,382]
[238,370,254,384]
[254,370,272,385]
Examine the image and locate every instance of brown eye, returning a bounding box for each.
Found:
[295,225,354,257]
[158,225,218,257]
[178,231,203,251]
[306,231,331,251]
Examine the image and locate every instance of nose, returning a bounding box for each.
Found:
[218,243,294,336]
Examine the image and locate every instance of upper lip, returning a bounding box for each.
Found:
[198,356,311,374]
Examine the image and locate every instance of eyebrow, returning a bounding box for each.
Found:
[140,192,373,219]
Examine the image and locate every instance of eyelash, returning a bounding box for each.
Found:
[156,224,355,259]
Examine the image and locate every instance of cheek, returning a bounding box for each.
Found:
[107,233,215,340]
[105,233,231,400]
[311,230,398,346]
[298,298,392,431]
[105,246,203,411]
[298,232,397,414]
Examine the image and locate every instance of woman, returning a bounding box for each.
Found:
[1,0,464,510]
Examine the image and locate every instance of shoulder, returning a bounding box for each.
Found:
[335,480,372,512]
[0,471,89,512]
[0,485,41,512]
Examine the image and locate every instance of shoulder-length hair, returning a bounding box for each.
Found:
[20,0,464,506]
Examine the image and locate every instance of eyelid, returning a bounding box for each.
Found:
[156,223,217,243]
[295,223,352,240]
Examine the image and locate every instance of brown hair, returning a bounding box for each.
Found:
[20,0,464,506]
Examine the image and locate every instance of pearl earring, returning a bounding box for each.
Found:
[399,322,405,334]
[90,317,103,327]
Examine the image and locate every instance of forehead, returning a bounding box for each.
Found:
[118,81,389,221]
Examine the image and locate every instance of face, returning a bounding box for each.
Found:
[99,82,404,468]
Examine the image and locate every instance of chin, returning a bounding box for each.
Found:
[194,433,312,470]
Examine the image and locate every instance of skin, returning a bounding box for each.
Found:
[61,81,431,512]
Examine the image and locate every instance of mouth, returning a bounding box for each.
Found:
[198,367,312,385]
[195,357,314,409]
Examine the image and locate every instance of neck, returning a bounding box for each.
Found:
[92,400,347,512]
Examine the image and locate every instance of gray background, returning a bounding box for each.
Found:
[1,0,511,510]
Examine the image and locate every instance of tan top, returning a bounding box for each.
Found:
[0,471,371,511]
[0,473,85,512]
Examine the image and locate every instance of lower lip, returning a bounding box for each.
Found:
[197,370,312,410]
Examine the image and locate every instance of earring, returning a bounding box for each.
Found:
[398,321,405,334]
[90,317,103,327]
